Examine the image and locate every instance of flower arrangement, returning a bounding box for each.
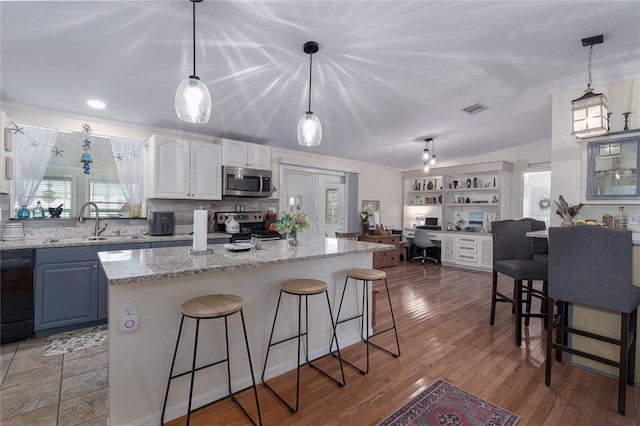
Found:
[554,195,584,221]
[270,210,310,238]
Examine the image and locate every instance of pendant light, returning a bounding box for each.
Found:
[429,138,437,166]
[175,0,211,124]
[297,41,322,146]
[571,35,608,138]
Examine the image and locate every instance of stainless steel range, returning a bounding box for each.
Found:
[214,211,282,243]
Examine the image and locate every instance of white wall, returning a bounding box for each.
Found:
[551,79,640,226]
[3,106,405,229]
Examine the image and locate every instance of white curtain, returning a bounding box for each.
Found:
[13,125,57,207]
[110,137,145,212]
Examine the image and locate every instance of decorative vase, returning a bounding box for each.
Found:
[17,205,30,219]
[288,231,299,246]
[561,219,574,227]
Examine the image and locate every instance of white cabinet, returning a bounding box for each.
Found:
[221,138,271,170]
[146,135,222,200]
[441,233,455,263]
[440,233,492,271]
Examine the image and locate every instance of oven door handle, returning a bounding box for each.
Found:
[233,237,252,243]
[260,236,281,241]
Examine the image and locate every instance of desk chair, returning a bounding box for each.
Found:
[546,226,640,415]
[411,229,438,264]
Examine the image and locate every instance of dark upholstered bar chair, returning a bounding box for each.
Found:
[519,218,549,325]
[490,220,548,346]
[546,226,640,415]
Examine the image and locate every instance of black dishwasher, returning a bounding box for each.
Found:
[1,249,34,344]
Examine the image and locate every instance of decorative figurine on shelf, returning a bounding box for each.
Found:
[427,180,433,190]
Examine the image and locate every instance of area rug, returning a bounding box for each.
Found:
[43,325,108,357]
[378,379,520,426]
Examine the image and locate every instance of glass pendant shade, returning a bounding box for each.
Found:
[430,154,437,166]
[422,149,430,161]
[571,90,608,138]
[175,76,211,124]
[423,163,430,173]
[297,112,322,146]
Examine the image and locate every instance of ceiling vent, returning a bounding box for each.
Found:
[462,103,489,115]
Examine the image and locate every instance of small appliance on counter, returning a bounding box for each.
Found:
[148,211,174,236]
[214,211,282,243]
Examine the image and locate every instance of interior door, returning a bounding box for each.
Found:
[280,169,319,241]
[319,177,345,238]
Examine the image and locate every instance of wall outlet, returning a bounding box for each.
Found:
[119,303,138,317]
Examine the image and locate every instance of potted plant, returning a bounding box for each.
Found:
[554,195,584,226]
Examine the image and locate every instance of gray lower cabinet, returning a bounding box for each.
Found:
[35,242,150,332]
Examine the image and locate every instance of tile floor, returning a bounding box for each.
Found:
[0,337,108,426]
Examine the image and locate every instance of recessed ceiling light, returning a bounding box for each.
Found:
[87,99,106,109]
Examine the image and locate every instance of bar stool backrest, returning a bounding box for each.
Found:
[491,220,533,265]
[549,226,640,313]
[519,218,548,255]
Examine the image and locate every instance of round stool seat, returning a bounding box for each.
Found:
[181,294,244,318]
[282,279,327,295]
[346,268,386,281]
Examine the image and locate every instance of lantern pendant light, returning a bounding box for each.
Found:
[297,41,322,146]
[571,35,608,138]
[175,0,211,124]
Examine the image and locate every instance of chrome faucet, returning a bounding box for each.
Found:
[78,202,107,236]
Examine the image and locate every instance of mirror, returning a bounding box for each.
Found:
[361,200,381,231]
[12,127,137,219]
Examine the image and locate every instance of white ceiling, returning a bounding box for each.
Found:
[1,1,639,170]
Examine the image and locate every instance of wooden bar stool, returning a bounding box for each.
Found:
[261,279,345,413]
[161,294,262,426]
[331,268,400,374]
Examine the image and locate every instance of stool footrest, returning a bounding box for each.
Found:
[169,358,227,381]
[336,313,363,325]
[269,332,308,348]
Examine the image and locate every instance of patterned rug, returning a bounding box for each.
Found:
[378,379,520,426]
[43,325,108,357]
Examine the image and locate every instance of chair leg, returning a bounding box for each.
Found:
[618,312,630,415]
[238,309,262,425]
[490,270,498,325]
[524,280,532,327]
[161,315,185,425]
[368,278,401,358]
[545,297,555,386]
[628,308,638,386]
[515,279,523,347]
[186,319,200,426]
[555,301,567,362]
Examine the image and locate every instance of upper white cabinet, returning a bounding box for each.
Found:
[146,135,222,200]
[221,138,271,170]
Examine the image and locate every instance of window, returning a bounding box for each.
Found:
[88,179,127,217]
[28,177,73,218]
[587,136,640,200]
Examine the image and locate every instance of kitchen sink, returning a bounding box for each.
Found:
[45,235,149,244]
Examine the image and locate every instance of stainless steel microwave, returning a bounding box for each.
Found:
[222,166,272,197]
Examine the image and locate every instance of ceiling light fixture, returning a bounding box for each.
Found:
[87,100,105,109]
[297,41,322,147]
[175,0,211,124]
[571,34,608,138]
[422,138,436,172]
[427,138,437,166]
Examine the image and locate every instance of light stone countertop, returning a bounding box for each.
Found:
[99,238,393,286]
[0,232,231,250]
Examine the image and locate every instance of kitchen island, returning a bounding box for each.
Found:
[99,238,393,426]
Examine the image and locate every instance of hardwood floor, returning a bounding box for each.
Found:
[166,261,640,425]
